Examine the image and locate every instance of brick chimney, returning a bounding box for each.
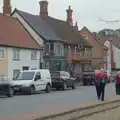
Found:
[66,6,73,25]
[39,0,48,18]
[3,0,11,15]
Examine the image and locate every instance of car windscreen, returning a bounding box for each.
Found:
[51,72,60,77]
[14,72,35,80]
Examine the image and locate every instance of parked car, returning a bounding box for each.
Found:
[82,71,95,86]
[0,75,14,97]
[51,71,76,90]
[13,69,52,95]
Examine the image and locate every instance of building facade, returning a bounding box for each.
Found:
[0,12,41,79]
[79,27,108,70]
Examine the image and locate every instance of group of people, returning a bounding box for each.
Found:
[94,69,120,101]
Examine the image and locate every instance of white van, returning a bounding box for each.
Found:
[13,69,52,94]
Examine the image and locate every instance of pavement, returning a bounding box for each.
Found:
[0,83,117,120]
[80,107,120,120]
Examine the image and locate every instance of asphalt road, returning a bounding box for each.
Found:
[0,83,116,117]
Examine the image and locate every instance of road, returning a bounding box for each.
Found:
[0,83,116,118]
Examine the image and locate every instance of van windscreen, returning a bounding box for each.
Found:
[15,72,35,80]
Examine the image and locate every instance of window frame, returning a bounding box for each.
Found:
[13,48,20,60]
[31,50,37,60]
[0,47,5,60]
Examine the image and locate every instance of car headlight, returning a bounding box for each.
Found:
[22,84,29,87]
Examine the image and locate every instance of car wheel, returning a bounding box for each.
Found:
[7,87,14,97]
[72,82,76,89]
[46,84,51,93]
[62,82,67,91]
[29,86,35,95]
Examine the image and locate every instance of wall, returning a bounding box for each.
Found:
[0,47,8,76]
[8,47,40,79]
[79,27,107,70]
[113,46,120,68]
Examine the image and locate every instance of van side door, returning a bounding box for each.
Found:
[34,72,41,91]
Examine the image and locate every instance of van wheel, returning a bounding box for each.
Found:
[29,86,35,95]
[46,84,51,93]
[7,87,14,97]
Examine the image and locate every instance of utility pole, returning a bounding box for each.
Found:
[107,39,112,74]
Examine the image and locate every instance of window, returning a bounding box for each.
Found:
[46,43,50,54]
[86,48,92,56]
[13,69,20,78]
[60,71,66,76]
[81,63,85,72]
[13,48,20,60]
[56,44,61,55]
[81,50,84,56]
[83,35,88,40]
[15,71,35,80]
[34,72,41,81]
[0,47,5,59]
[86,63,89,70]
[31,50,37,60]
[66,72,70,77]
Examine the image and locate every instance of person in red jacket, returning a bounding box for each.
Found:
[94,69,108,101]
[115,71,120,95]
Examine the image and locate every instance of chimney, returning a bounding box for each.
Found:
[74,22,78,31]
[66,6,73,25]
[3,0,11,15]
[39,0,48,18]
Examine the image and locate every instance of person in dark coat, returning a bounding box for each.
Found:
[95,69,108,101]
[115,71,120,95]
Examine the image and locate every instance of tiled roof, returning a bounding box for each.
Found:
[0,14,41,50]
[14,9,91,46]
[42,17,91,45]
[16,9,62,42]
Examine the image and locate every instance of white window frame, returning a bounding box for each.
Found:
[0,47,5,60]
[31,50,37,60]
[13,48,20,60]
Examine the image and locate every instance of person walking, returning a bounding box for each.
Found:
[97,69,108,101]
[115,71,120,95]
[94,70,100,99]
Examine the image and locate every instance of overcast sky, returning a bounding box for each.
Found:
[0,0,120,32]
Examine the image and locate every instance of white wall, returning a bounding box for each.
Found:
[8,47,40,79]
[113,46,120,68]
